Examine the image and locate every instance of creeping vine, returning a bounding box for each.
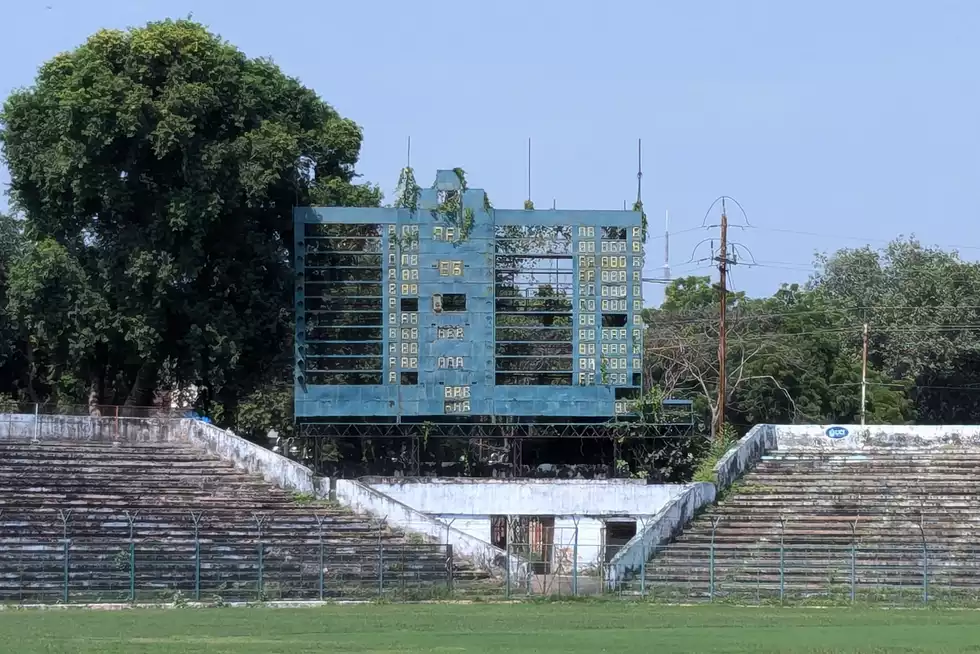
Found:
[394,166,421,212]
[633,199,648,242]
[430,167,490,244]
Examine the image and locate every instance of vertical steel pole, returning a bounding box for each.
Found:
[709,517,721,602]
[850,523,857,603]
[129,542,136,602]
[505,544,511,600]
[62,539,70,603]
[192,512,203,602]
[253,513,266,601]
[572,523,579,597]
[779,517,787,603]
[126,510,138,602]
[917,515,928,604]
[59,509,71,604]
[317,514,326,601]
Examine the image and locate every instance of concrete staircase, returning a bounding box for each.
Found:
[640,448,980,602]
[0,440,488,603]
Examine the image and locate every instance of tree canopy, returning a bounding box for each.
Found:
[642,237,980,435]
[3,21,980,479]
[0,19,378,414]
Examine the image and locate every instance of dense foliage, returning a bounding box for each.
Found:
[642,237,980,433]
[0,20,377,419]
[2,21,980,466]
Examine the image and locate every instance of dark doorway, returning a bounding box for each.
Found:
[604,520,637,562]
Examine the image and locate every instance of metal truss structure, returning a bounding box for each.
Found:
[295,416,695,441]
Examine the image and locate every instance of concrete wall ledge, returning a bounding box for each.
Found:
[604,482,715,589]
[335,479,517,576]
[181,420,327,498]
[775,425,980,451]
[713,424,777,492]
[0,414,327,498]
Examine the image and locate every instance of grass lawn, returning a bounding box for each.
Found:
[2,602,980,653]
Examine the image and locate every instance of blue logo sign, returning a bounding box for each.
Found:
[826,426,849,439]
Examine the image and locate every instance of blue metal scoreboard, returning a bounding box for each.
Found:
[294,170,644,422]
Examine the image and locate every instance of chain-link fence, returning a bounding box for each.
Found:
[612,541,980,606]
[0,403,182,419]
[0,511,465,604]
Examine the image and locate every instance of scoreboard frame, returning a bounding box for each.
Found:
[294,169,647,426]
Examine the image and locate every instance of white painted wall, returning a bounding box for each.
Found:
[363,478,688,569]
[365,478,684,516]
[775,424,980,451]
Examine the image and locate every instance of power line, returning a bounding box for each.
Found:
[746,224,980,253]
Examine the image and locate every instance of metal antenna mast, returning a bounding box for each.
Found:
[527,137,532,207]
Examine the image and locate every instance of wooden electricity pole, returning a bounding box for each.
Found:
[860,323,868,426]
[715,200,729,440]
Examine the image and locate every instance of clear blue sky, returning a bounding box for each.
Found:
[2,0,978,304]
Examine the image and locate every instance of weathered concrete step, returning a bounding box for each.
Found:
[0,490,286,501]
[0,505,356,524]
[737,476,980,485]
[0,443,204,452]
[0,452,229,462]
[0,482,263,492]
[0,532,395,542]
[695,510,980,520]
[680,529,980,541]
[707,504,980,513]
[676,531,971,542]
[639,579,977,593]
[758,458,980,465]
[739,478,980,487]
[0,457,228,467]
[0,459,240,469]
[0,500,304,509]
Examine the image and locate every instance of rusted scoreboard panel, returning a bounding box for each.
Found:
[294,170,644,421]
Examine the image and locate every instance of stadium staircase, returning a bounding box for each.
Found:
[0,440,489,603]
[641,448,980,601]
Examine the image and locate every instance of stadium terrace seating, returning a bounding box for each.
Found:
[641,448,980,601]
[0,440,488,602]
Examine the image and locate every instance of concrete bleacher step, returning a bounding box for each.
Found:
[643,446,980,595]
[0,438,490,601]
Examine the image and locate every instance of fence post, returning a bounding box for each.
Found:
[446,544,454,594]
[572,520,579,597]
[640,545,646,598]
[253,513,266,601]
[505,544,511,600]
[59,509,72,604]
[315,514,326,601]
[709,517,721,602]
[126,510,139,602]
[377,516,387,598]
[779,516,787,603]
[917,514,928,604]
[191,512,203,601]
[849,520,857,603]
[444,519,455,597]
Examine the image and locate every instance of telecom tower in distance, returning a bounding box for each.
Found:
[294,169,670,475]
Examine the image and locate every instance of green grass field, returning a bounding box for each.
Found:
[2,602,980,653]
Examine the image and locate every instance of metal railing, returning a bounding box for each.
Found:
[0,511,463,604]
[0,403,182,419]
[613,540,980,605]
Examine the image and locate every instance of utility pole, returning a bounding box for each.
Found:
[715,200,729,440]
[860,323,868,426]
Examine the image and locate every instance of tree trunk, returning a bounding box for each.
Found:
[125,361,158,407]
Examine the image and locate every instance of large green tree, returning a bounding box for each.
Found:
[0,212,26,401]
[643,274,912,437]
[0,20,378,413]
[811,238,980,423]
